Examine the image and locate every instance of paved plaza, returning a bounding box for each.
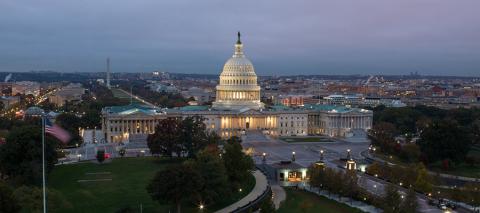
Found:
[242,131,457,213]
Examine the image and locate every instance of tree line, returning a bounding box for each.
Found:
[309,165,418,213]
[145,116,255,213]
[0,123,71,212]
[369,105,480,168]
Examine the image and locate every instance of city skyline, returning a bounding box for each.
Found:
[1,0,479,76]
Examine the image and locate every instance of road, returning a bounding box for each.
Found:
[242,131,464,213]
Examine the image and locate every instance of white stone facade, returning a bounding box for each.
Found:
[100,33,373,143]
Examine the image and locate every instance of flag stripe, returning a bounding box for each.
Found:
[45,121,71,143]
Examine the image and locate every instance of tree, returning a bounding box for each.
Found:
[308,165,325,189]
[223,137,254,190]
[0,180,21,213]
[147,118,182,157]
[188,148,230,204]
[226,136,242,144]
[13,186,72,212]
[96,150,105,163]
[147,164,203,213]
[180,116,214,158]
[119,148,126,157]
[342,170,359,202]
[413,163,433,193]
[55,113,82,146]
[400,188,418,213]
[383,184,402,213]
[368,122,397,154]
[0,125,58,185]
[417,119,471,163]
[399,143,421,163]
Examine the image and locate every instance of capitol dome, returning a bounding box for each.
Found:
[212,32,264,111]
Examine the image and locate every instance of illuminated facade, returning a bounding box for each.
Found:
[212,32,264,110]
[101,33,373,143]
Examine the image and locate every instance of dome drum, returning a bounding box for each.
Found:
[212,32,264,111]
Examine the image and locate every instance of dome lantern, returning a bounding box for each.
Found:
[212,32,264,111]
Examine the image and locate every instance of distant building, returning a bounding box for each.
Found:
[148,83,178,93]
[101,33,373,143]
[24,106,44,119]
[181,87,213,104]
[278,95,305,107]
[0,96,20,109]
[49,83,85,106]
[12,81,40,96]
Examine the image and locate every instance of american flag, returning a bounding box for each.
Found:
[45,119,71,143]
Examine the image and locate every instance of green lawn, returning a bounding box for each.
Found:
[111,88,143,104]
[280,137,334,143]
[374,152,480,178]
[48,157,255,213]
[277,188,365,213]
[429,162,480,178]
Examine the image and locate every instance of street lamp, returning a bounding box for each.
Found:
[320,149,324,161]
[199,204,204,210]
[292,151,296,162]
[262,152,266,163]
[77,154,82,161]
[347,149,351,160]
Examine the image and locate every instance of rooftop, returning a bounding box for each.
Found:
[103,104,164,115]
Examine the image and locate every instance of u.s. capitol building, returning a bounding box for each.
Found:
[101,33,372,143]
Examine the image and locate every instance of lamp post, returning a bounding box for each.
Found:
[347,149,351,160]
[292,151,296,162]
[320,149,324,161]
[262,152,266,163]
[77,154,82,161]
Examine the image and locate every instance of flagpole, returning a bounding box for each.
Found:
[42,115,47,213]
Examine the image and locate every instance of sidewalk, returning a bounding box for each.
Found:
[271,184,286,209]
[215,170,269,213]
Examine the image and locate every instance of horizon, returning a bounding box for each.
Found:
[1,0,479,76]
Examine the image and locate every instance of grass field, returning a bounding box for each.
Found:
[429,162,480,178]
[111,88,144,105]
[374,152,480,178]
[277,188,365,213]
[48,157,255,213]
[280,137,334,143]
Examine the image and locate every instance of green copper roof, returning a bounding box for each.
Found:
[178,105,210,111]
[105,104,163,115]
[269,104,367,113]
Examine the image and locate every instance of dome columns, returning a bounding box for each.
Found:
[212,32,264,111]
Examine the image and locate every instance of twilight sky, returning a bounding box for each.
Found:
[1,0,479,76]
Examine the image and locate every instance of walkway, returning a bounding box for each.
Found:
[215,170,269,213]
[271,184,286,209]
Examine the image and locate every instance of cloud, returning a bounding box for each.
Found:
[0,0,479,76]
